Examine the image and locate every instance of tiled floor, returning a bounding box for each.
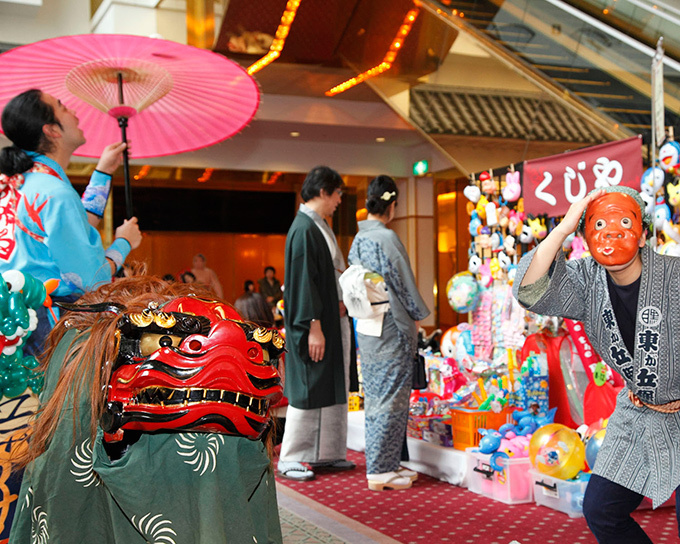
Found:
[277,484,402,544]
[279,506,347,544]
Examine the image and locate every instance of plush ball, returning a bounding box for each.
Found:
[446,272,481,313]
[529,423,585,480]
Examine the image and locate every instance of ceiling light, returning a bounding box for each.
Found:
[290,131,300,137]
[247,0,302,75]
[375,137,385,143]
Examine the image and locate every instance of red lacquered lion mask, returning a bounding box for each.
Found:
[100,296,283,441]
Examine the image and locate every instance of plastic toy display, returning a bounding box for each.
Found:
[529,423,586,480]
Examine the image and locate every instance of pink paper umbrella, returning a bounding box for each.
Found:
[0,34,260,217]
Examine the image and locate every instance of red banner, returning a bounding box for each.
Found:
[522,136,643,217]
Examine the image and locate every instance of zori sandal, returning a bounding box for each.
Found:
[367,471,413,491]
[277,461,315,481]
[397,467,418,481]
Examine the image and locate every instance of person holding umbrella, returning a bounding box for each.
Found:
[0,88,142,355]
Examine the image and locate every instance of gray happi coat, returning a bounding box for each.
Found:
[514,244,680,506]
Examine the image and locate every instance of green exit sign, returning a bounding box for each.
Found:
[413,159,429,176]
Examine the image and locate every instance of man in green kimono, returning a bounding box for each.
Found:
[277,166,355,481]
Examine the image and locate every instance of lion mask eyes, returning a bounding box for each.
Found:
[139,333,183,356]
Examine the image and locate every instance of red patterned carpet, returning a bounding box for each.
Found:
[275,449,679,544]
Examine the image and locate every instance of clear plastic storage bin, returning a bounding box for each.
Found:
[466,449,534,505]
[530,468,588,518]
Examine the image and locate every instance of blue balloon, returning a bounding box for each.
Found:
[585,429,606,469]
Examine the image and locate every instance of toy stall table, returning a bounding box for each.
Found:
[347,409,467,485]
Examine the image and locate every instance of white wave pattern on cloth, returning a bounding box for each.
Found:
[175,433,225,476]
[131,513,177,544]
[69,439,101,488]
[30,502,49,544]
[22,486,33,511]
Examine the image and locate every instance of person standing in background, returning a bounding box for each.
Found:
[277,165,355,481]
[190,253,223,298]
[234,284,274,328]
[258,266,282,309]
[347,175,430,491]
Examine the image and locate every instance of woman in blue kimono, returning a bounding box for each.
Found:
[0,89,142,354]
[348,175,430,491]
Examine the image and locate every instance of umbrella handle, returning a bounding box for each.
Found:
[116,72,133,220]
[117,116,133,219]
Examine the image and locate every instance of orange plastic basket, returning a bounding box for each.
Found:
[448,407,511,451]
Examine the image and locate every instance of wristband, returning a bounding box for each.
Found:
[81,170,112,217]
[105,237,131,270]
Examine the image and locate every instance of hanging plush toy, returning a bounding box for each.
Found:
[476,195,489,220]
[489,232,502,251]
[489,256,502,280]
[654,195,671,232]
[659,141,680,173]
[508,210,525,237]
[660,220,680,256]
[527,215,547,240]
[503,234,517,256]
[519,222,535,244]
[498,206,510,229]
[502,170,522,202]
[667,179,680,207]
[468,253,482,274]
[469,210,482,236]
[485,199,498,227]
[569,236,589,260]
[476,231,491,250]
[497,250,512,271]
[640,166,665,196]
[477,260,493,288]
[463,183,481,203]
[480,171,496,195]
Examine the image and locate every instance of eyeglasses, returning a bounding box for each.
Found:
[335,188,344,196]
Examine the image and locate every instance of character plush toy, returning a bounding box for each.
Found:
[659,141,680,173]
[502,170,522,202]
[668,179,680,207]
[480,171,496,195]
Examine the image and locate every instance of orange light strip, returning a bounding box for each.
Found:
[325,7,419,97]
[197,168,214,183]
[247,0,302,75]
[263,171,283,185]
[133,165,151,181]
